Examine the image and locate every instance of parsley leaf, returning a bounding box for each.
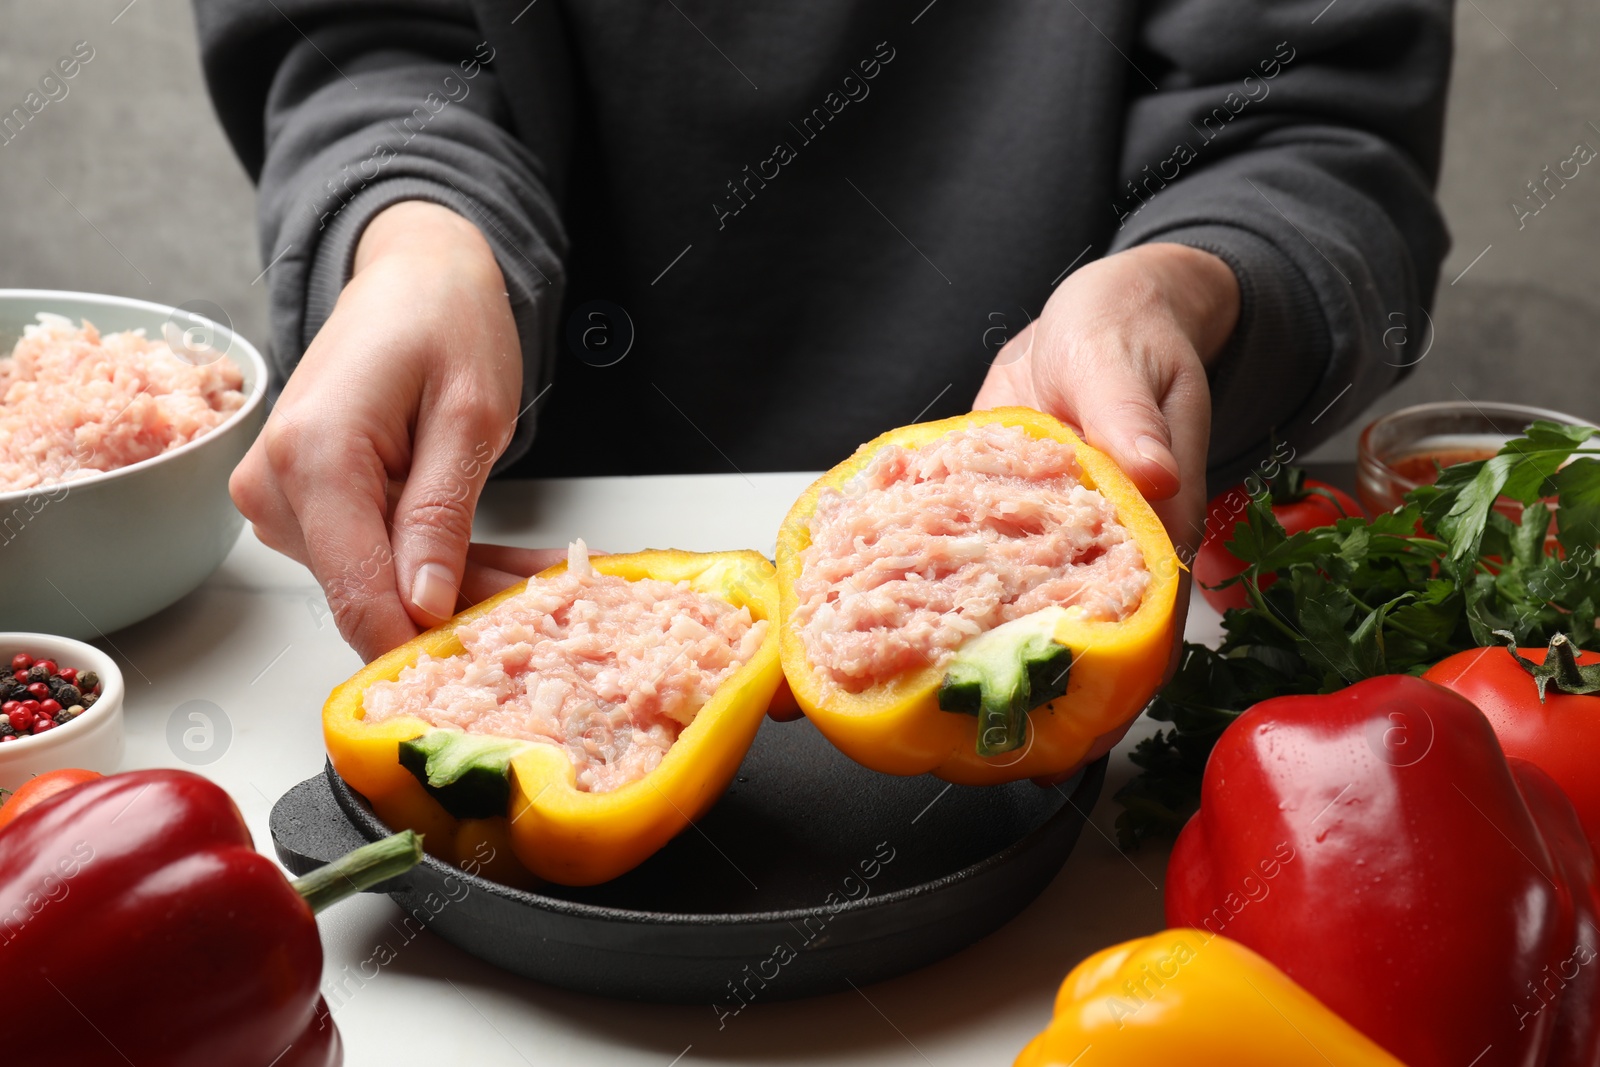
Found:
[1114,427,1600,849]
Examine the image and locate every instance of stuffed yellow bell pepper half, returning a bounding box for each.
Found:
[1015,930,1406,1066]
[777,408,1180,785]
[323,549,783,886]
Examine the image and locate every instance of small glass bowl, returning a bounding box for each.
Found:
[1356,401,1597,515]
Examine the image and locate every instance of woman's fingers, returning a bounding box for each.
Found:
[390,400,507,628]
[976,314,1186,501]
[465,543,572,576]
[459,544,572,605]
[231,437,310,565]
[458,563,527,606]
[1039,332,1185,502]
[234,413,419,660]
[268,423,421,661]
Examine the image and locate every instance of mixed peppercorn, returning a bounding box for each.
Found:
[0,653,101,741]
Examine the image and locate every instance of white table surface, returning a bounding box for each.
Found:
[106,472,1224,1067]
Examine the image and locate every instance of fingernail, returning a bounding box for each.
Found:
[1135,434,1180,480]
[410,563,457,620]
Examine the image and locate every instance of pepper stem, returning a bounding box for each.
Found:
[977,683,1030,758]
[938,611,1073,759]
[291,830,424,915]
[1493,630,1600,703]
[1546,634,1590,690]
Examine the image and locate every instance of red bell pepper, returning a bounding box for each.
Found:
[1167,675,1600,1067]
[1507,755,1600,1066]
[1426,634,1600,856]
[1,768,420,1067]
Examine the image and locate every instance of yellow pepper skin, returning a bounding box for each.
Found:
[1015,930,1407,1066]
[323,550,784,886]
[777,408,1180,785]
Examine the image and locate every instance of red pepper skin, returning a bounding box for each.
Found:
[0,769,341,1067]
[1166,676,1598,1067]
[1426,644,1600,856]
[1505,758,1600,1063]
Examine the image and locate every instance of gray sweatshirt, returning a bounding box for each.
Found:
[192,0,1451,483]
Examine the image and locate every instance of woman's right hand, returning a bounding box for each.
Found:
[231,200,542,661]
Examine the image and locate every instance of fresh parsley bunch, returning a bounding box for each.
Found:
[1115,421,1600,848]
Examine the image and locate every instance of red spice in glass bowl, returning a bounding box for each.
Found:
[1357,401,1598,516]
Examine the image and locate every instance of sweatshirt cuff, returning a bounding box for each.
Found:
[1126,223,1334,484]
[301,178,555,473]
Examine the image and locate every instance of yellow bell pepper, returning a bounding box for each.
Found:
[1016,930,1407,1066]
[323,549,784,886]
[777,408,1180,785]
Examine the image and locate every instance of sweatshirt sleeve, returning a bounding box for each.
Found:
[190,0,570,468]
[1108,0,1453,485]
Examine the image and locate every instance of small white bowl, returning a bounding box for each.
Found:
[0,633,124,794]
[0,289,269,637]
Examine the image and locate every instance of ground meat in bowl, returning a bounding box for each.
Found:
[793,422,1150,692]
[0,313,246,494]
[361,542,769,793]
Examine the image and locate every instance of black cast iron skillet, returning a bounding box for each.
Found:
[271,716,1105,1003]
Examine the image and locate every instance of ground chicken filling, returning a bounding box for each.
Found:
[361,542,768,793]
[0,314,246,493]
[793,423,1151,692]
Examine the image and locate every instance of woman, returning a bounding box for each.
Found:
[193,0,1452,703]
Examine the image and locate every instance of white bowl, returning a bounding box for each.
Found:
[0,290,269,637]
[0,633,125,794]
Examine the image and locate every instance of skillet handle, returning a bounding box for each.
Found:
[269,771,418,894]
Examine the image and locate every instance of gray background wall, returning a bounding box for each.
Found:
[0,0,269,353]
[0,0,1595,462]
